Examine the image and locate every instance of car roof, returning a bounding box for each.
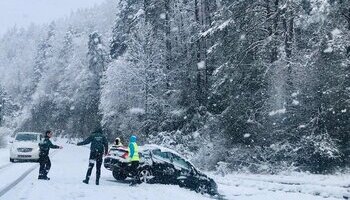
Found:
[141,144,201,170]
[16,132,41,135]
[141,144,185,159]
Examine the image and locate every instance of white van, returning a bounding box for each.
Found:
[9,132,42,162]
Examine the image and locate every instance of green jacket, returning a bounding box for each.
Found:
[77,131,108,154]
[39,136,59,156]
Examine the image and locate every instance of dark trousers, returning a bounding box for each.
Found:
[39,155,51,177]
[130,161,139,183]
[85,151,103,182]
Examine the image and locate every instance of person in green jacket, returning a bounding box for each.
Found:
[77,127,108,185]
[38,130,63,180]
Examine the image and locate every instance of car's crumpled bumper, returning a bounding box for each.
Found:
[104,156,129,170]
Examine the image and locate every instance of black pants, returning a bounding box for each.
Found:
[39,155,51,177]
[130,161,139,184]
[85,151,103,181]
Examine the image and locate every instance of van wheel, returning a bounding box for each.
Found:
[10,158,15,162]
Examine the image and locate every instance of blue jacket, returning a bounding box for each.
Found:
[128,135,137,159]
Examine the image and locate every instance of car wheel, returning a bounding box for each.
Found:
[138,168,153,183]
[112,169,127,181]
[195,182,208,194]
[10,158,15,163]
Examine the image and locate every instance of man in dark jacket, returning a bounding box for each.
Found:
[38,130,63,180]
[77,127,108,185]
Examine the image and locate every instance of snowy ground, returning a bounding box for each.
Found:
[0,139,349,200]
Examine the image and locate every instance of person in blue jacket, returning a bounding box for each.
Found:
[128,135,140,185]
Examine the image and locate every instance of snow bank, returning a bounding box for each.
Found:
[210,172,350,200]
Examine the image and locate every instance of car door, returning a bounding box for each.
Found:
[172,157,199,189]
[151,149,177,183]
[171,154,192,176]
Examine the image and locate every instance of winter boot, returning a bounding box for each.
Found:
[130,179,138,186]
[96,179,99,185]
[39,175,50,180]
[83,179,89,184]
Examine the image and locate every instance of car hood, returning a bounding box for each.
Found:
[196,170,216,182]
[12,141,39,149]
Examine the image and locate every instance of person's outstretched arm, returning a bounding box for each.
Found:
[77,136,92,146]
[49,140,62,149]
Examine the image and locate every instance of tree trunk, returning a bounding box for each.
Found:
[271,0,279,63]
[165,0,172,90]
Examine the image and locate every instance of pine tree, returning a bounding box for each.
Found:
[85,32,107,132]
[0,86,5,126]
[31,22,56,96]
[110,0,142,59]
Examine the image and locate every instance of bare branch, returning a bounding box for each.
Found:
[341,9,350,21]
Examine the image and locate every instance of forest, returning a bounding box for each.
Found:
[0,0,349,174]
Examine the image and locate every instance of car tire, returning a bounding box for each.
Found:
[138,168,153,183]
[195,182,208,194]
[10,158,15,163]
[112,169,127,181]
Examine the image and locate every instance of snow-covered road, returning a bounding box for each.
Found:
[0,142,349,200]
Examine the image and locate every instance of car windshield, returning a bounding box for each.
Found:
[152,149,170,159]
[172,154,191,170]
[15,134,38,142]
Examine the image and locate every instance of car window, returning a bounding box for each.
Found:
[152,149,171,162]
[15,134,38,142]
[172,154,191,170]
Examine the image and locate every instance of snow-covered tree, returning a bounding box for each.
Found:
[0,0,349,173]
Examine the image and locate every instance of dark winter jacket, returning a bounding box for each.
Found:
[39,136,60,157]
[77,130,108,154]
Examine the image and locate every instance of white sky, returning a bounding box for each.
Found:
[0,0,106,36]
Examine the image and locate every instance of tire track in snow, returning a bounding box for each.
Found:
[0,150,60,198]
[0,164,38,198]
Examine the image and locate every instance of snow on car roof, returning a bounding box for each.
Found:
[16,132,41,135]
[140,144,185,159]
[141,144,205,174]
